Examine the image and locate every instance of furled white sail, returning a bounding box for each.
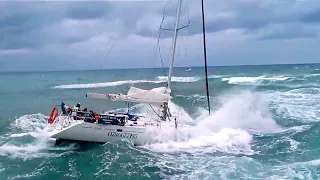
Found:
[86,86,171,105]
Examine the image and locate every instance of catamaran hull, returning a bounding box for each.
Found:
[50,122,150,146]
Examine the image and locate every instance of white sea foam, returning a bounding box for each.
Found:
[176,94,206,102]
[196,90,282,133]
[53,74,295,89]
[0,142,72,160]
[142,90,281,154]
[269,87,320,122]
[9,133,30,138]
[156,76,201,82]
[53,76,201,89]
[278,125,312,134]
[265,159,320,180]
[208,75,228,78]
[304,73,320,78]
[221,75,290,85]
[53,80,160,89]
[0,113,76,160]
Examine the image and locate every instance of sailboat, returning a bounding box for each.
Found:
[46,0,211,146]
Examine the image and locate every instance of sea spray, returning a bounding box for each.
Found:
[196,90,282,133]
[53,76,202,89]
[0,113,75,160]
[142,90,281,154]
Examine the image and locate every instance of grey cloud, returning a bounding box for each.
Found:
[255,23,319,40]
[187,1,308,36]
[299,9,320,23]
[136,0,320,40]
[64,1,110,20]
[0,1,166,51]
[0,1,112,50]
[0,2,66,50]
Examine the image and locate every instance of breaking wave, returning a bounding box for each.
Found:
[0,114,76,160]
[221,75,290,85]
[156,76,201,82]
[269,87,320,122]
[53,73,320,89]
[304,73,320,78]
[54,80,159,89]
[53,76,201,89]
[141,90,282,154]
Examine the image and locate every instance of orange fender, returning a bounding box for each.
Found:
[49,107,59,124]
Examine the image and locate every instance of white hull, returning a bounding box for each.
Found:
[47,115,177,146]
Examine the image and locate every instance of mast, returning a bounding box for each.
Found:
[201,0,211,114]
[161,0,183,122]
[167,0,183,90]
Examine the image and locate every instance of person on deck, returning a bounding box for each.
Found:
[76,103,81,111]
[72,103,83,120]
[72,103,81,111]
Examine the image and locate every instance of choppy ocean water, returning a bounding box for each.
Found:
[0,64,319,180]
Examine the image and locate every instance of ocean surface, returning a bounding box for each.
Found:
[0,64,320,180]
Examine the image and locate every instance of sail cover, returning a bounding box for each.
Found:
[86,86,171,105]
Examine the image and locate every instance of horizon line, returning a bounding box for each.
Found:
[0,62,319,73]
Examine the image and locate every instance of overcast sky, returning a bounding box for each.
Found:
[1,0,320,72]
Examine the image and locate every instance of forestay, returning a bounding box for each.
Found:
[87,86,171,105]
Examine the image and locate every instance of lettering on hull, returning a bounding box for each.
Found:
[107,132,138,139]
[93,127,138,139]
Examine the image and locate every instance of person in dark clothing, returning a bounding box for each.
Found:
[76,103,81,111]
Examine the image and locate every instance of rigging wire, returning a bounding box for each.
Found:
[149,104,161,119]
[99,19,121,70]
[102,35,118,65]
[88,35,111,89]
[87,33,118,90]
[99,35,114,70]
[156,0,173,77]
[157,0,191,80]
[87,18,121,91]
[184,0,190,62]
